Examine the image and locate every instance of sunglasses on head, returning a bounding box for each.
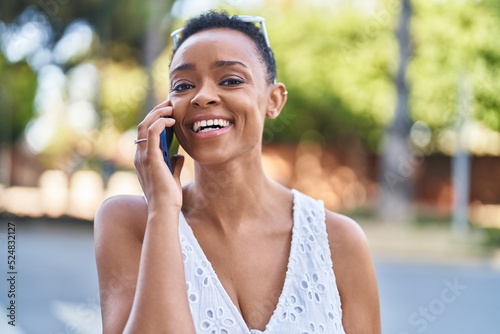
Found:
[170,15,271,51]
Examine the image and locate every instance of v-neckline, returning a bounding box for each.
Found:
[179,189,300,333]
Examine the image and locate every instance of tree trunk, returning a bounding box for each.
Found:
[141,0,175,114]
[452,74,471,236]
[377,0,413,223]
[0,82,12,187]
[0,145,12,187]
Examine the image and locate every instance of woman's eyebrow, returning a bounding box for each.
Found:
[171,63,195,74]
[211,60,248,69]
[170,60,248,76]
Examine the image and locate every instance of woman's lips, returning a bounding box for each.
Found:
[192,118,232,133]
[189,119,234,139]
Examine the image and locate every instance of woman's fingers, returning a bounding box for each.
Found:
[137,109,173,137]
[147,100,173,121]
[136,100,174,139]
[134,117,176,170]
[146,99,171,117]
[145,117,176,153]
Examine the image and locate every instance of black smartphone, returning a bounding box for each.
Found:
[159,127,173,173]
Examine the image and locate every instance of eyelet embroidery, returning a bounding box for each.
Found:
[195,260,215,287]
[180,236,193,262]
[301,322,326,334]
[277,293,304,323]
[186,282,198,303]
[179,190,345,333]
[326,302,337,322]
[200,307,235,334]
[300,272,326,303]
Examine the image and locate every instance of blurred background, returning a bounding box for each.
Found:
[0,0,499,333]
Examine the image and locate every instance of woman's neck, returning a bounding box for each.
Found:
[181,155,289,232]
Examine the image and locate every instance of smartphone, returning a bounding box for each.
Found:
[159,127,174,173]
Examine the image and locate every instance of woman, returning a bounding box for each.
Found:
[95,10,380,334]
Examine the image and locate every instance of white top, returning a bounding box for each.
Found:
[179,189,345,333]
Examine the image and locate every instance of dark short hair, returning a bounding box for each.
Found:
[171,10,277,84]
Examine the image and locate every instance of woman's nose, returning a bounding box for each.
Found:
[190,83,220,108]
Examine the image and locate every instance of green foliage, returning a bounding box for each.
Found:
[0,53,37,144]
[2,0,500,156]
[99,60,148,132]
[482,227,500,248]
[256,0,500,148]
[0,0,157,50]
[266,6,397,149]
[410,0,500,132]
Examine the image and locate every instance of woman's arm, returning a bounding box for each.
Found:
[95,196,195,333]
[326,211,381,333]
[94,100,196,333]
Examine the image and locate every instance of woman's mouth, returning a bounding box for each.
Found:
[192,119,233,133]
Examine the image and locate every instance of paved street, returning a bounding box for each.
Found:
[0,218,499,334]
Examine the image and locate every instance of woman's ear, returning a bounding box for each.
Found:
[266,83,288,119]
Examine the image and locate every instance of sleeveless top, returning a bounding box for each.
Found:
[178,189,345,333]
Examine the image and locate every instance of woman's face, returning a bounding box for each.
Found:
[169,28,273,166]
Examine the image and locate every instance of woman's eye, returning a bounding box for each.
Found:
[171,83,194,92]
[220,78,244,86]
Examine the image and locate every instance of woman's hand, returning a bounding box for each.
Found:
[97,101,193,333]
[134,99,184,215]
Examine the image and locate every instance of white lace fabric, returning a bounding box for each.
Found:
[179,189,345,333]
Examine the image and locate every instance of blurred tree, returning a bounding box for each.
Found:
[1,0,500,183]
[140,0,175,113]
[409,0,500,133]
[377,0,413,223]
[0,53,37,144]
[0,0,175,177]
[1,0,155,52]
[267,4,397,149]
[265,0,500,145]
[0,53,37,186]
[99,60,149,132]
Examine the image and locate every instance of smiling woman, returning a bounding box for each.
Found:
[94,10,380,334]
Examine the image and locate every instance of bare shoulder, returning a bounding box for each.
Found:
[324,210,369,259]
[324,210,381,333]
[94,194,148,242]
[94,195,148,333]
[94,194,148,281]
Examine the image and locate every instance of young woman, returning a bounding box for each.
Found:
[95,10,380,334]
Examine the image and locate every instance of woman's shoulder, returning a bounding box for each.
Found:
[324,209,372,274]
[324,211,380,332]
[324,210,368,251]
[293,189,369,261]
[96,194,148,215]
[324,209,376,293]
[94,194,148,241]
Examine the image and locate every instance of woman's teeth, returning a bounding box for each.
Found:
[193,119,231,133]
